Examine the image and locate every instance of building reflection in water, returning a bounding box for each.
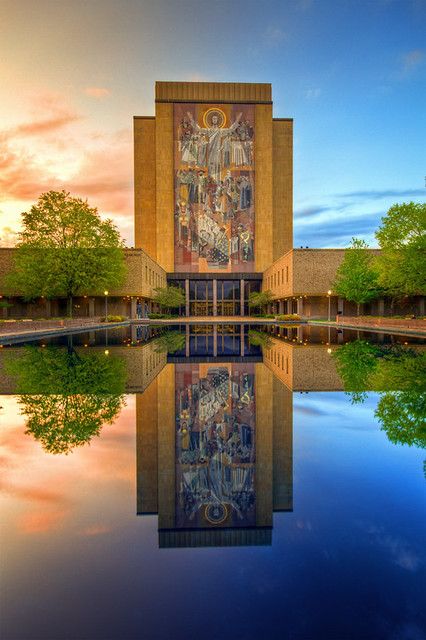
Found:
[137,358,293,548]
[3,324,421,548]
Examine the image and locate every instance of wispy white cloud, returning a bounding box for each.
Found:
[305,87,321,100]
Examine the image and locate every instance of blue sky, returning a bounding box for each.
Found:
[1,0,425,247]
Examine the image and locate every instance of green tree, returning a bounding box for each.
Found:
[152,285,185,314]
[333,339,381,403]
[375,391,426,449]
[5,345,126,454]
[334,340,426,471]
[375,202,426,301]
[248,290,274,315]
[248,329,273,349]
[153,330,186,353]
[5,190,126,316]
[333,238,380,315]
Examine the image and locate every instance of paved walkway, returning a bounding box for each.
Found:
[0,320,130,344]
[309,320,426,338]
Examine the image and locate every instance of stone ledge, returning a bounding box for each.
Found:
[336,315,426,331]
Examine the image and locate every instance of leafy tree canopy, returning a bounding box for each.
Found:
[153,285,185,311]
[5,345,126,454]
[248,329,273,349]
[153,330,186,353]
[5,190,126,314]
[248,290,274,312]
[374,202,426,298]
[333,339,381,403]
[333,238,380,313]
[375,391,426,449]
[334,340,426,461]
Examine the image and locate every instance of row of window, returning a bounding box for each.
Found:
[145,265,165,288]
[170,280,261,301]
[265,265,289,290]
[265,348,289,375]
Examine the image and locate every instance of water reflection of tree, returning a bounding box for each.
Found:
[333,340,426,456]
[152,331,186,354]
[6,346,126,454]
[248,329,273,349]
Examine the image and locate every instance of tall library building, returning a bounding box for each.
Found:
[134,81,293,317]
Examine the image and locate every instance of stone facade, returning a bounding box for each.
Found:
[134,81,293,274]
[0,247,166,318]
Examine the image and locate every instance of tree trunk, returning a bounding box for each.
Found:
[356,302,360,316]
[68,295,73,318]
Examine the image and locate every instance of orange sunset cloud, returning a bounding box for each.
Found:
[0,91,134,246]
[84,86,111,99]
[1,395,136,538]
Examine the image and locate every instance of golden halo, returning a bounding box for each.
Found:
[205,502,228,525]
[203,108,226,128]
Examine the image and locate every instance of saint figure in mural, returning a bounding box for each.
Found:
[186,109,242,180]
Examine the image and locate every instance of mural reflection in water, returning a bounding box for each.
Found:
[137,361,293,548]
[175,364,256,529]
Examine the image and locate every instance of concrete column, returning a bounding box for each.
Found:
[338,297,344,315]
[213,279,218,317]
[297,297,303,316]
[89,298,95,318]
[337,330,344,344]
[185,324,190,357]
[130,298,137,319]
[240,325,245,357]
[240,278,245,317]
[377,298,385,316]
[213,325,218,357]
[131,324,137,342]
[185,279,190,317]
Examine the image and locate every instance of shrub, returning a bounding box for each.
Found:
[251,313,275,318]
[275,314,301,321]
[100,315,127,323]
[147,312,179,319]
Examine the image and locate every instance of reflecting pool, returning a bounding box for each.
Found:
[1,325,425,640]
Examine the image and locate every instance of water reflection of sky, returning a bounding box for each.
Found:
[1,332,425,640]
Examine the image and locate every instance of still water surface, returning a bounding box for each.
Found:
[1,325,425,640]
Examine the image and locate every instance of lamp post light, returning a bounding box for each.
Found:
[104,290,109,320]
[327,290,332,322]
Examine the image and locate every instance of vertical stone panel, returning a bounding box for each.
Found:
[273,119,293,259]
[273,380,293,511]
[134,117,156,256]
[255,104,273,272]
[157,365,175,529]
[255,363,273,527]
[136,384,159,514]
[155,103,175,271]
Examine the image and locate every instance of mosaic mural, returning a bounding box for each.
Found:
[174,104,255,272]
[175,363,256,528]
